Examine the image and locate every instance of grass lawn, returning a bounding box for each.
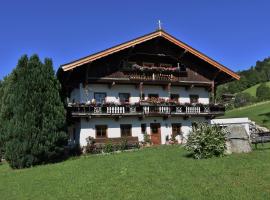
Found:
[0,145,270,200]
[222,101,270,129]
[242,81,270,97]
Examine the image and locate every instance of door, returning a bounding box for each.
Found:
[150,123,161,145]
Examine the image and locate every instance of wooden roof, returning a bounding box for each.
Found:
[61,30,240,80]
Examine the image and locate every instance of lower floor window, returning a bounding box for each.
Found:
[120,124,132,137]
[172,123,181,137]
[96,125,107,138]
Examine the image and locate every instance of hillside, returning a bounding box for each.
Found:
[242,81,270,96]
[222,101,270,129]
[217,57,270,98]
[1,146,270,200]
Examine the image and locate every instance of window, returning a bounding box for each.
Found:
[148,94,159,99]
[94,92,106,104]
[143,62,154,67]
[172,123,181,137]
[141,124,146,134]
[160,63,172,68]
[190,95,199,104]
[120,124,132,137]
[170,94,179,102]
[119,93,130,103]
[96,125,107,138]
[140,93,145,100]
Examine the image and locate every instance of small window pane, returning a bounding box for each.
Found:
[96,125,107,138]
[120,124,132,137]
[94,93,106,104]
[141,124,146,134]
[119,93,130,103]
[170,94,179,102]
[190,95,199,104]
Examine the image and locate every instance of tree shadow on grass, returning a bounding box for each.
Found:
[183,152,194,158]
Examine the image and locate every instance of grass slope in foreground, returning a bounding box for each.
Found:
[242,81,270,96]
[1,145,270,200]
[222,101,270,129]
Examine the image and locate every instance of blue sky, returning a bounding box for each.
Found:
[1,0,270,79]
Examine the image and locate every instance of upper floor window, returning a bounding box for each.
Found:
[120,124,132,137]
[170,94,179,102]
[160,63,172,68]
[143,62,154,68]
[94,92,106,104]
[190,95,199,104]
[96,125,107,138]
[119,93,130,103]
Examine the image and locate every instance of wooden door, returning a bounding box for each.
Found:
[150,123,161,145]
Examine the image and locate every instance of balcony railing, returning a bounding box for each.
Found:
[68,103,225,117]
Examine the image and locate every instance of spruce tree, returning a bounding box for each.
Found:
[3,55,67,169]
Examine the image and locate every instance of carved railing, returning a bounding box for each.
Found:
[129,73,176,81]
[68,103,225,116]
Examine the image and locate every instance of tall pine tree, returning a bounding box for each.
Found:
[3,55,67,169]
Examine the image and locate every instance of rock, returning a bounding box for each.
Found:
[249,121,269,134]
[225,125,252,154]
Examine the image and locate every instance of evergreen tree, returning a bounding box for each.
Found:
[3,55,67,169]
[256,83,270,101]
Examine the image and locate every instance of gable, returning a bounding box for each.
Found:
[61,30,240,82]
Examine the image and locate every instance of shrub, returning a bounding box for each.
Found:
[85,136,97,154]
[143,133,151,144]
[69,144,82,156]
[103,141,114,153]
[185,123,226,159]
[119,137,128,151]
[256,83,270,101]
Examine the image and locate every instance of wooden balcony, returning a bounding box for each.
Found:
[68,103,225,118]
[128,72,187,82]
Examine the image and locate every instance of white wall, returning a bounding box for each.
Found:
[70,83,209,104]
[78,116,208,146]
[211,118,250,135]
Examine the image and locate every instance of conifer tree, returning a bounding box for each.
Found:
[3,55,67,169]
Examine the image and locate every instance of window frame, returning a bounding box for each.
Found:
[119,93,130,104]
[141,124,147,134]
[190,94,199,104]
[170,93,179,102]
[94,92,107,104]
[95,125,108,138]
[120,124,132,137]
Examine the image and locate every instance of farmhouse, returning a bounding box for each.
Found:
[58,29,239,147]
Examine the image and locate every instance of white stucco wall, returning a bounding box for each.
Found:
[211,118,250,135]
[70,83,209,104]
[77,116,208,146]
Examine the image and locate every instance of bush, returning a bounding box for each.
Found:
[256,83,270,101]
[119,137,128,151]
[185,123,226,159]
[85,136,97,154]
[103,141,114,153]
[68,144,82,156]
[143,133,151,144]
[234,92,256,108]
